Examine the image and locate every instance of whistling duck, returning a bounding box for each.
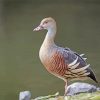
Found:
[33,17,98,95]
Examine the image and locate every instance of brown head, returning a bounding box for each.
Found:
[33,17,56,31]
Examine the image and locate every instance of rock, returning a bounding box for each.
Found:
[65,82,99,96]
[97,87,100,91]
[19,91,31,100]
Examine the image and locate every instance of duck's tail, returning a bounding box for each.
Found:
[87,68,98,83]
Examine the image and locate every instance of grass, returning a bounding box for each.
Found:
[33,91,100,100]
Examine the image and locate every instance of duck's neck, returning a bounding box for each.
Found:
[43,26,57,46]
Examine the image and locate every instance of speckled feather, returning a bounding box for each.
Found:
[40,46,97,82]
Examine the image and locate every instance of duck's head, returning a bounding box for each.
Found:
[33,17,56,31]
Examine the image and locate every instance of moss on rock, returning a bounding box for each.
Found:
[33,91,100,100]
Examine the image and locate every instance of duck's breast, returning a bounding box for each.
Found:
[40,46,66,76]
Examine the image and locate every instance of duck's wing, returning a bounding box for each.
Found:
[62,47,98,83]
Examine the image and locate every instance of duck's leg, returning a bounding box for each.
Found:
[64,81,68,96]
[63,81,69,100]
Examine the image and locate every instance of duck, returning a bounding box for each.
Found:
[33,17,98,95]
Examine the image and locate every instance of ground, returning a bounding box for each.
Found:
[33,91,100,100]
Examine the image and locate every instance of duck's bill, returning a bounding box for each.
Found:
[33,25,44,31]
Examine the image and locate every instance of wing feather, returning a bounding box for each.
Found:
[58,47,97,82]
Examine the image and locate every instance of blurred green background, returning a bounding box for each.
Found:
[0,0,100,100]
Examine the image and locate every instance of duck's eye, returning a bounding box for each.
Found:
[44,21,48,24]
